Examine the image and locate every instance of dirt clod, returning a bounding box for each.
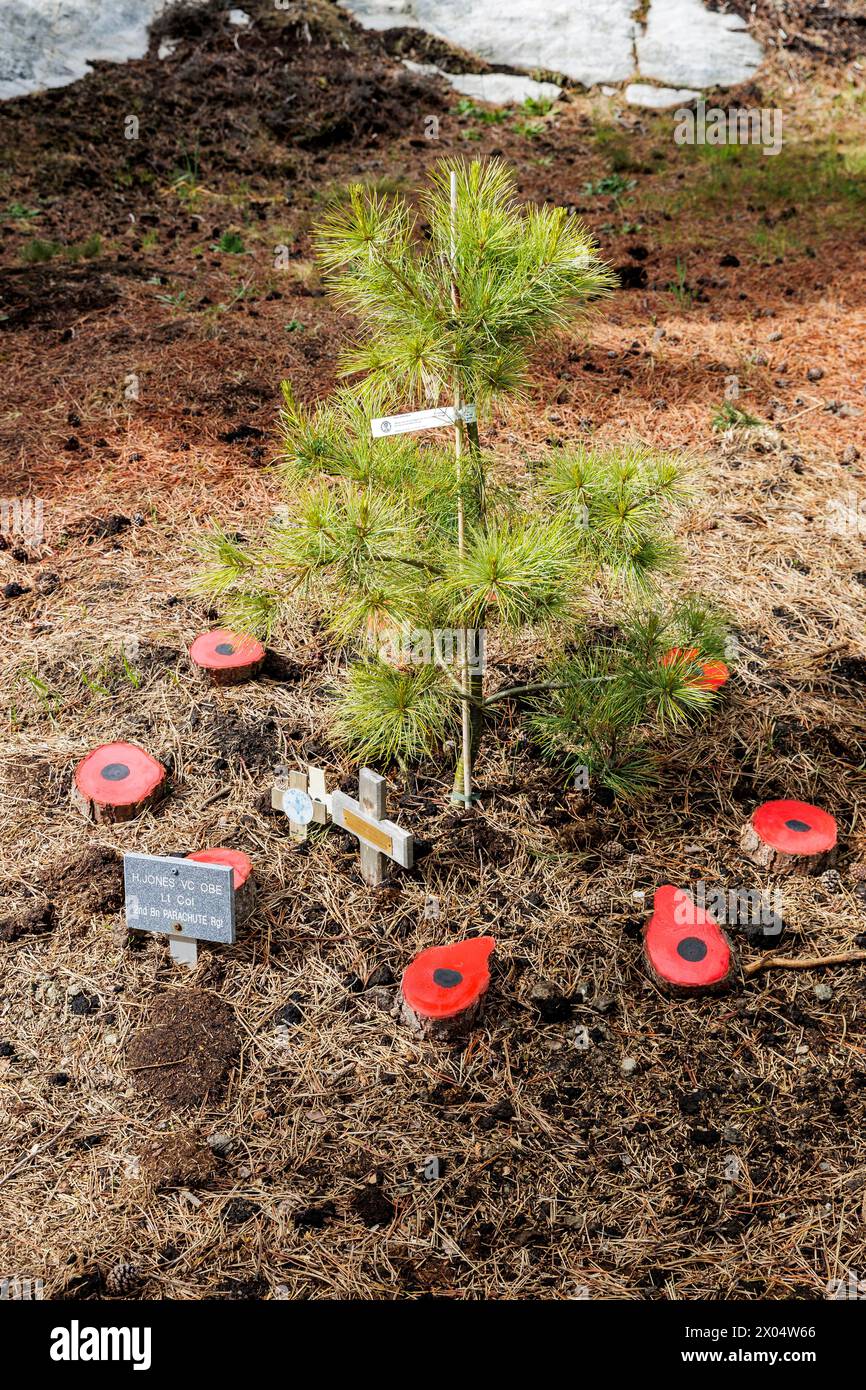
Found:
[141,1128,216,1184]
[127,991,240,1108]
[351,1185,395,1227]
[43,845,124,922]
[0,898,55,942]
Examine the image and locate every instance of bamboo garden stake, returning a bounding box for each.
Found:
[451,168,474,807]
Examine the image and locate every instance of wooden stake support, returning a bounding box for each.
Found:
[73,742,167,824]
[643,885,737,995]
[401,936,495,1039]
[168,932,198,967]
[740,800,838,875]
[331,768,413,887]
[189,629,265,686]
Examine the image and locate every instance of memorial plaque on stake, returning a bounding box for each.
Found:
[123,852,236,967]
[370,404,477,438]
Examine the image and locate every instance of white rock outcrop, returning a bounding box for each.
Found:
[636,0,762,88]
[0,0,762,103]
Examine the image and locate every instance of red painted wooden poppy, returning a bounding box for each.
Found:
[187,847,252,889]
[189,629,265,685]
[402,936,495,1035]
[187,847,255,920]
[643,885,736,993]
[751,800,837,857]
[661,646,729,691]
[73,742,167,823]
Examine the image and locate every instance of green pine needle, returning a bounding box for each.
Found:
[334,659,457,765]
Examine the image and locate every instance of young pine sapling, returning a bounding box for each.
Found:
[196,160,730,801]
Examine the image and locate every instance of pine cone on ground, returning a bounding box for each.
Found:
[104,1261,142,1297]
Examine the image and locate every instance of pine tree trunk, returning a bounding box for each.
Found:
[451,665,484,804]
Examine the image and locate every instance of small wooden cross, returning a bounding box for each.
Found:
[331,768,413,887]
[271,764,331,841]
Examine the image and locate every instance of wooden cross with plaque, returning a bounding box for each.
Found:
[331,768,413,887]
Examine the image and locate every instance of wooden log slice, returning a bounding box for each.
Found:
[186,847,255,922]
[401,935,495,1039]
[643,885,737,995]
[740,800,837,875]
[188,629,265,686]
[73,742,167,824]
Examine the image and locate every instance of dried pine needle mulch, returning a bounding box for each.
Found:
[1,1,866,1301]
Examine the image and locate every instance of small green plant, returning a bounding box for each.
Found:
[66,233,102,262]
[171,142,202,203]
[711,400,763,431]
[212,231,245,254]
[20,238,60,264]
[285,319,305,332]
[20,234,102,265]
[455,98,510,126]
[7,202,39,221]
[592,126,636,173]
[583,173,636,199]
[667,258,692,306]
[197,160,729,802]
[156,289,188,307]
[20,669,60,717]
[523,95,554,117]
[118,646,142,690]
[513,119,545,139]
[80,668,111,697]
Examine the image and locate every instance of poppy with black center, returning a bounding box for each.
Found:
[74,742,165,812]
[751,800,837,857]
[643,886,735,993]
[402,937,495,1020]
[188,628,265,681]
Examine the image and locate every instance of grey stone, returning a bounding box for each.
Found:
[3,0,764,103]
[347,0,762,91]
[347,0,637,86]
[625,82,701,110]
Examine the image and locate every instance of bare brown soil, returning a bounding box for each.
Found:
[126,990,240,1107]
[0,0,865,1301]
